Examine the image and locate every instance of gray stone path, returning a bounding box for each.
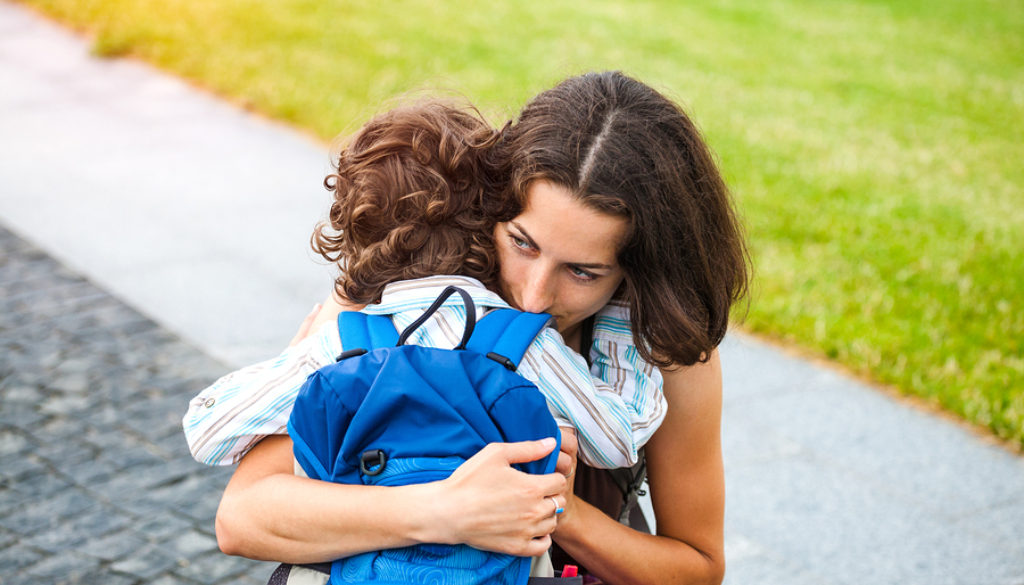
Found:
[1,2,1023,584]
[0,225,273,583]
[720,336,1024,584]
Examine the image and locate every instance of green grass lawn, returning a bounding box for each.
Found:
[23,0,1024,447]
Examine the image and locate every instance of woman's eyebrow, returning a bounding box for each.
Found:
[509,221,615,270]
[509,221,540,250]
[570,261,615,270]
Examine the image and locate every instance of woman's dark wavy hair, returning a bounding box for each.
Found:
[485,71,750,367]
[314,100,501,304]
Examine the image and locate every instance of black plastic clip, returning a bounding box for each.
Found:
[336,348,368,362]
[360,449,387,476]
[487,352,516,371]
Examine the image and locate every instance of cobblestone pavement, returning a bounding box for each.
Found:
[0,224,274,584]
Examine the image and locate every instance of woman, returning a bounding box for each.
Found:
[214,71,748,584]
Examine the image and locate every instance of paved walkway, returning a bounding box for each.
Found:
[0,225,272,584]
[1,2,1022,584]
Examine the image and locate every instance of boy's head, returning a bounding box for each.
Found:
[314,100,500,304]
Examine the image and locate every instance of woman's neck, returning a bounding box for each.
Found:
[561,323,583,354]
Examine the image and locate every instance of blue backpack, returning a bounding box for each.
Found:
[287,286,561,585]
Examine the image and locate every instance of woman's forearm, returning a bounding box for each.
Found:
[215,435,568,563]
[552,499,724,585]
[217,470,438,563]
[215,436,439,563]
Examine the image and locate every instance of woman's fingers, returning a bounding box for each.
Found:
[288,303,322,347]
[495,437,557,466]
[521,534,553,557]
[436,439,568,555]
[552,428,579,531]
[555,427,578,477]
[542,495,564,517]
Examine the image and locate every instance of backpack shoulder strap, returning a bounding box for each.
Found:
[337,311,399,352]
[608,453,648,524]
[467,309,553,370]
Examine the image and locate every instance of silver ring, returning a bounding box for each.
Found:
[548,496,564,515]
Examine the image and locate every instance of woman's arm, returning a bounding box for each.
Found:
[215,434,570,563]
[552,350,726,585]
[183,293,361,466]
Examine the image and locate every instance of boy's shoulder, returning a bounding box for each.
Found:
[362,275,509,316]
[293,317,344,365]
[592,300,635,344]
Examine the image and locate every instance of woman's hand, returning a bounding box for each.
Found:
[288,292,366,347]
[554,426,578,477]
[553,427,579,529]
[288,303,322,347]
[429,438,568,557]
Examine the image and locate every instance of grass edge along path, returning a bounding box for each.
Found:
[17,0,1024,450]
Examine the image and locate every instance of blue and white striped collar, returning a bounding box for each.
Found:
[360,275,511,315]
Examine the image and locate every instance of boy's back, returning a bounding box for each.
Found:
[289,283,560,585]
[294,275,657,469]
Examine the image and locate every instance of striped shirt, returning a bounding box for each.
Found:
[183,275,665,469]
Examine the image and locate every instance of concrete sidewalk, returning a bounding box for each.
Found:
[2,2,1022,584]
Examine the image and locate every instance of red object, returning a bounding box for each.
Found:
[561,565,579,578]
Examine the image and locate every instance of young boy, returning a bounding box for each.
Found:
[183,100,665,471]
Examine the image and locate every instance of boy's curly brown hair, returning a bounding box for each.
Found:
[313,100,501,304]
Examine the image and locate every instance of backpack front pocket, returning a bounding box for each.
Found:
[363,455,465,486]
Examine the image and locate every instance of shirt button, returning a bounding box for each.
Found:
[204,398,216,408]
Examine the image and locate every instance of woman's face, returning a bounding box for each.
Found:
[494,180,628,338]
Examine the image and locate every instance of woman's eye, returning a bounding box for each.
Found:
[511,235,531,250]
[569,266,597,281]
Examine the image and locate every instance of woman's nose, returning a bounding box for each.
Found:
[520,269,555,314]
